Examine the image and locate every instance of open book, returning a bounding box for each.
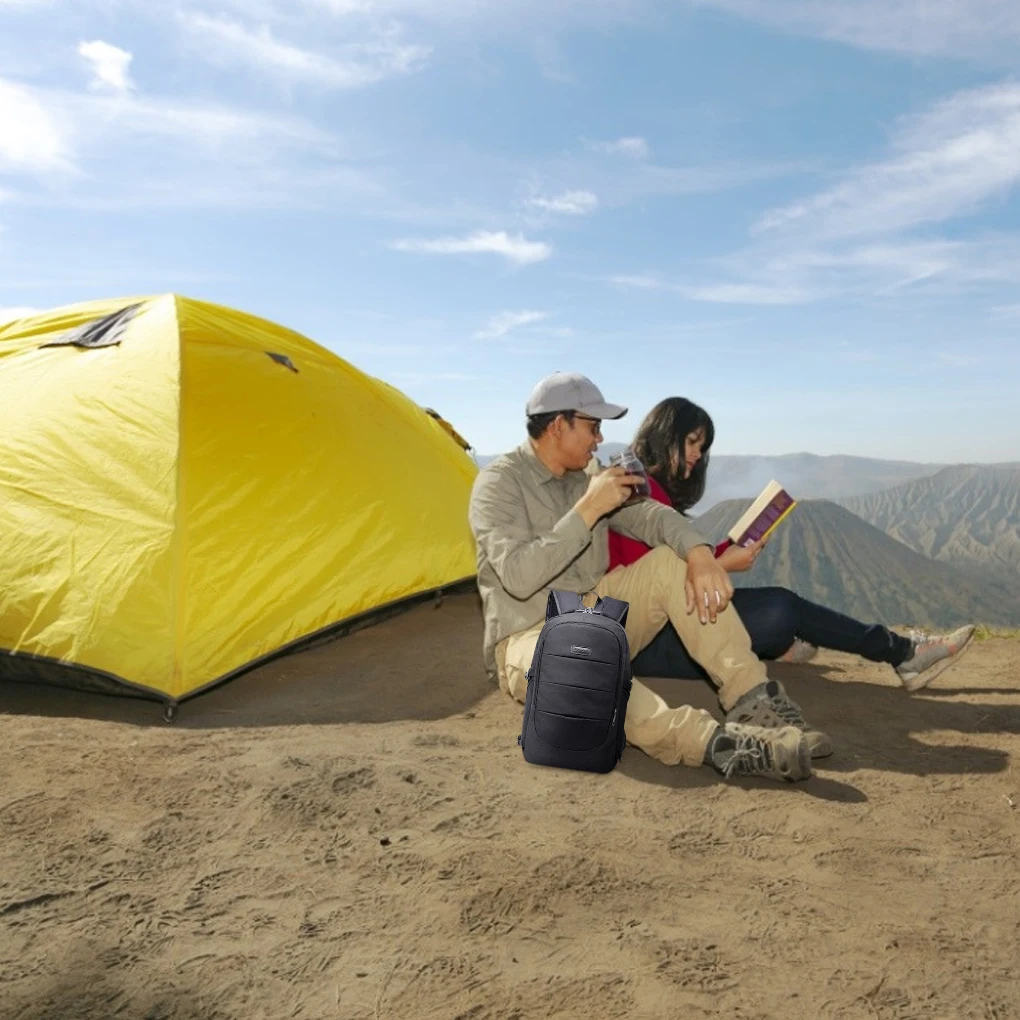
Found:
[713,479,796,557]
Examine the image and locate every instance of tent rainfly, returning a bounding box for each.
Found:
[0,295,478,707]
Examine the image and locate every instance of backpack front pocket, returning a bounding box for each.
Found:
[533,658,619,751]
[533,709,612,752]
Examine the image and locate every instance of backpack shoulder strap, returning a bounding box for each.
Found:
[596,595,629,627]
[546,590,584,620]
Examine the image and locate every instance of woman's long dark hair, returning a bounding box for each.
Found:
[631,397,714,513]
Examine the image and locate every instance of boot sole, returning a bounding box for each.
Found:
[783,734,813,782]
[806,732,833,759]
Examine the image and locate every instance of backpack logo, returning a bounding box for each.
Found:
[570,645,592,656]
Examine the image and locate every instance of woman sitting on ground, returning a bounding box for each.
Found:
[608,397,975,692]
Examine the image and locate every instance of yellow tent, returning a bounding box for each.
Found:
[0,295,478,705]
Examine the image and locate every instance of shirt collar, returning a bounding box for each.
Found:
[519,439,561,485]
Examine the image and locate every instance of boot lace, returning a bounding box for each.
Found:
[768,688,806,728]
[721,732,775,779]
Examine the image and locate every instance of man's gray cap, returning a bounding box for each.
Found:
[525,372,627,420]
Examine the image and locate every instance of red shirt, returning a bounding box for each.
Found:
[607,474,672,569]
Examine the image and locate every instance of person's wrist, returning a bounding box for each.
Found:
[575,495,600,530]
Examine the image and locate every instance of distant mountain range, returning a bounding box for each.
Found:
[840,464,1020,591]
[686,453,952,513]
[691,498,1020,630]
[475,448,951,510]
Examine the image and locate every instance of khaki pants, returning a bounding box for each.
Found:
[495,546,768,767]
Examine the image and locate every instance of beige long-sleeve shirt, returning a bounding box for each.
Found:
[468,440,711,680]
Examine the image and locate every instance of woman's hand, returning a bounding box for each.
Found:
[718,536,769,573]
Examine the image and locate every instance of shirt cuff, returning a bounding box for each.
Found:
[559,507,595,546]
[672,533,713,558]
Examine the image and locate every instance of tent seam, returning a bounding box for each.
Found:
[169,294,187,700]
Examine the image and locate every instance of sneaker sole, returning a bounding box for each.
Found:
[902,632,977,693]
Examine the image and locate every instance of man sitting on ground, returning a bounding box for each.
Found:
[468,371,833,783]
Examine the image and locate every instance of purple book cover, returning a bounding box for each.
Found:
[736,489,796,546]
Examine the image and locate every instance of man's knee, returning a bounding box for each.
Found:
[497,627,541,704]
[501,665,528,703]
[645,545,682,567]
[638,545,686,587]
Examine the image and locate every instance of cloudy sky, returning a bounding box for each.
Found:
[2,0,1019,461]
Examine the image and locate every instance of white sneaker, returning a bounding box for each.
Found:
[895,625,977,692]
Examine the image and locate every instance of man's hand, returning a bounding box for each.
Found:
[575,467,645,529]
[717,536,768,574]
[684,546,736,624]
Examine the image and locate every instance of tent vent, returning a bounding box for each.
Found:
[267,352,299,373]
[40,303,142,350]
[424,407,473,452]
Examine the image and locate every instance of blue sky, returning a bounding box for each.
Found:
[2,0,1019,462]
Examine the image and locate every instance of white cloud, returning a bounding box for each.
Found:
[526,189,598,215]
[0,79,75,175]
[607,273,662,290]
[608,273,810,305]
[0,77,390,212]
[1,75,337,163]
[179,12,431,88]
[389,230,553,265]
[78,40,134,93]
[692,0,1020,64]
[588,136,651,159]
[609,236,1020,306]
[474,310,548,339]
[623,83,1020,307]
[98,94,337,152]
[991,302,1020,318]
[756,84,1020,240]
[301,0,642,31]
[681,282,811,305]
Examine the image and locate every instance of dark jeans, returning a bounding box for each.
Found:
[631,586,914,681]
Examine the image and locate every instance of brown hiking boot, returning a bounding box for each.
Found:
[725,679,833,759]
[706,722,812,782]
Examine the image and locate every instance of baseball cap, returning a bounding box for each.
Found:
[525,372,627,420]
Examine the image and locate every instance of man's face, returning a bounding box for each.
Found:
[555,412,603,470]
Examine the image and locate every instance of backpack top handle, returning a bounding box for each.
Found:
[546,590,584,619]
[546,589,629,627]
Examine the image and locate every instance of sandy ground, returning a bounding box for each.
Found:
[1,591,1018,1020]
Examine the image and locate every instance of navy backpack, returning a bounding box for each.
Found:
[518,590,633,773]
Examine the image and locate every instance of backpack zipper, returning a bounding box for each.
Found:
[518,668,534,748]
